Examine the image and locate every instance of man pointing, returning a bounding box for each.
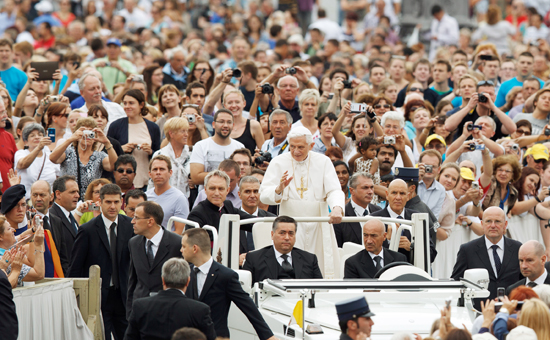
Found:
[260,125,344,278]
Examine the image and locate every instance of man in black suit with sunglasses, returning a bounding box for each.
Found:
[113,155,137,209]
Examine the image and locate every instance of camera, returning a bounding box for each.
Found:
[328,93,334,100]
[136,144,142,150]
[83,130,95,139]
[425,165,433,173]
[384,136,396,145]
[285,67,296,75]
[105,61,111,67]
[471,182,479,190]
[467,124,482,131]
[545,128,550,136]
[478,92,488,103]
[231,69,242,78]
[469,143,485,151]
[261,83,274,94]
[342,80,353,89]
[350,103,366,113]
[366,107,376,120]
[34,215,43,227]
[133,74,144,82]
[90,203,100,211]
[255,151,272,165]
[48,96,59,103]
[511,144,519,151]
[186,114,196,123]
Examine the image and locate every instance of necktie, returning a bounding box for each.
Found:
[42,216,50,230]
[491,245,502,275]
[281,254,293,273]
[363,208,369,216]
[69,213,78,234]
[192,267,200,300]
[246,232,255,252]
[373,256,382,271]
[110,222,119,289]
[527,281,538,288]
[146,240,154,267]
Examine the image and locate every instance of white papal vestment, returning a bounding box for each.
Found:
[260,151,345,278]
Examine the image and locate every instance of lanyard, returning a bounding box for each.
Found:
[499,185,510,210]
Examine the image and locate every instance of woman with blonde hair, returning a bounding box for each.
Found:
[482,155,522,213]
[378,79,398,105]
[156,84,183,141]
[518,298,550,340]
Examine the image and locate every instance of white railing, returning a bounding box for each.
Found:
[166,217,219,257]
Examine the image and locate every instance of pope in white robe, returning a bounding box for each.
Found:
[260,127,345,279]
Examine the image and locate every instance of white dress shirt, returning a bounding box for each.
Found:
[387,205,405,219]
[429,13,459,61]
[485,236,504,277]
[526,269,548,286]
[195,257,213,297]
[351,199,368,216]
[145,228,164,258]
[101,214,119,245]
[273,246,292,267]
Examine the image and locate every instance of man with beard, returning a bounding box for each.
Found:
[378,144,396,178]
[190,109,244,188]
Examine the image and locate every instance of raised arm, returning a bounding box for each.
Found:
[483,95,516,135]
[445,94,478,131]
[16,137,52,169]
[52,69,62,96]
[49,127,84,164]
[203,69,233,116]
[13,68,39,118]
[332,101,352,148]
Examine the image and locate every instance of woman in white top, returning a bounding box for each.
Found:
[14,123,60,199]
[291,89,319,137]
[150,117,192,197]
[471,5,516,55]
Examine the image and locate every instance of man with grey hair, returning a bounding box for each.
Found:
[260,109,292,159]
[243,215,323,284]
[77,72,126,122]
[380,111,415,171]
[163,46,189,91]
[188,170,254,233]
[238,176,275,260]
[506,240,550,294]
[125,258,216,340]
[260,126,345,278]
[333,172,381,248]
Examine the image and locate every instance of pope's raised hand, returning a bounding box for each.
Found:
[275,171,293,195]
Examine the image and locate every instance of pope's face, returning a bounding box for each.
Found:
[289,136,314,162]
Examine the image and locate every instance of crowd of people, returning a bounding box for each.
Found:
[1,0,550,339]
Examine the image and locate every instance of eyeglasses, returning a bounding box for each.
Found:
[516,129,531,136]
[497,169,513,174]
[132,215,151,221]
[374,104,391,109]
[409,87,424,93]
[116,168,135,174]
[477,80,494,87]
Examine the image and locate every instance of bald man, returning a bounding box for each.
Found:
[506,240,550,295]
[370,179,437,262]
[451,207,522,308]
[344,219,408,279]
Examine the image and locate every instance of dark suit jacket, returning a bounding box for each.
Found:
[162,72,187,91]
[43,212,69,275]
[506,271,550,295]
[0,270,17,340]
[126,229,183,318]
[344,248,408,279]
[107,117,161,155]
[124,289,216,340]
[49,203,77,274]
[239,209,276,254]
[451,236,522,308]
[186,261,273,340]
[68,214,135,310]
[243,245,323,284]
[333,202,381,248]
[370,207,437,262]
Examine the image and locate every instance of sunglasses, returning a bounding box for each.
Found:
[409,87,424,93]
[55,113,70,118]
[410,106,424,112]
[477,80,494,87]
[516,129,531,136]
[116,168,135,174]
[374,104,391,109]
[534,158,546,163]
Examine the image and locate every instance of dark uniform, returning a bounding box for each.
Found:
[335,297,376,340]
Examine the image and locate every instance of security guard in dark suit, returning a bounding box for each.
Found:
[336,297,375,340]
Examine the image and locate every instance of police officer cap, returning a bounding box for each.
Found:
[335,297,375,322]
[394,167,419,183]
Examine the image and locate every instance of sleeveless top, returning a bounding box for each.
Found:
[235,119,257,154]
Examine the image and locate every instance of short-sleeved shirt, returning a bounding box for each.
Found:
[0,66,27,101]
[145,187,189,230]
[513,112,548,136]
[92,57,137,92]
[453,108,504,142]
[14,148,60,198]
[190,138,245,174]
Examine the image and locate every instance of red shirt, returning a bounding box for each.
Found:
[0,129,16,193]
[505,15,528,27]
[33,36,56,50]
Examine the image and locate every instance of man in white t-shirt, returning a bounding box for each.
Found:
[190,109,245,187]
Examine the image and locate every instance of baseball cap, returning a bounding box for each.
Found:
[424,134,446,147]
[525,143,549,161]
[106,38,122,47]
[460,167,475,181]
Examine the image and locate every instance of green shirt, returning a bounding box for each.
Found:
[92,57,137,92]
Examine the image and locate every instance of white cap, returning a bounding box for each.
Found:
[287,126,313,143]
[35,1,54,13]
[288,34,304,46]
[507,326,538,340]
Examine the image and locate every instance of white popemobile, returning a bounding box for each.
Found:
[169,213,491,340]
